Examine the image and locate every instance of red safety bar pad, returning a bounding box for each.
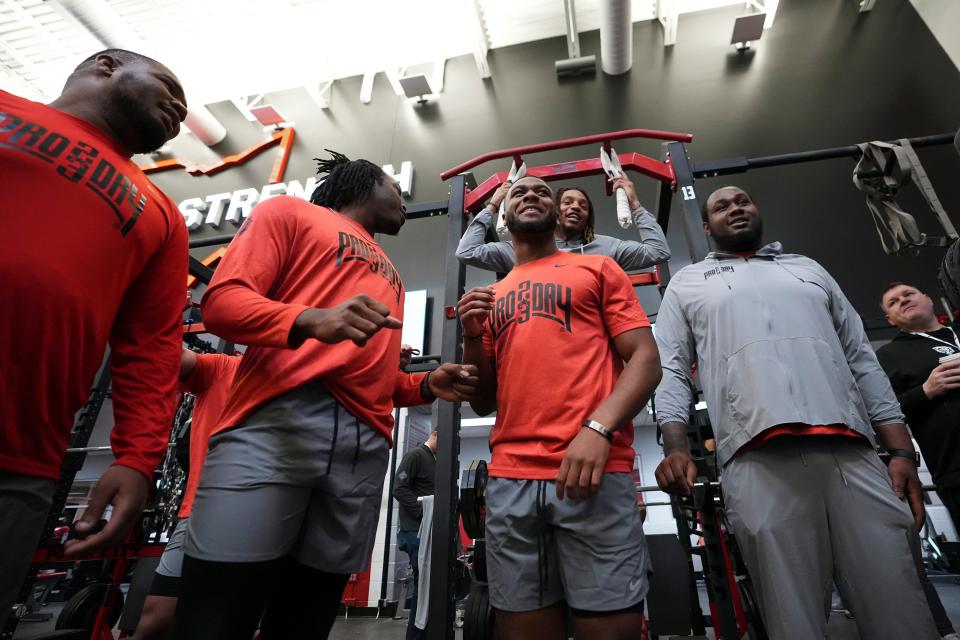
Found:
[462,152,677,215]
[34,571,68,580]
[183,322,207,334]
[628,270,660,287]
[32,542,167,563]
[440,128,693,180]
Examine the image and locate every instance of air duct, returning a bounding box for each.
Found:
[183,106,227,146]
[599,0,632,75]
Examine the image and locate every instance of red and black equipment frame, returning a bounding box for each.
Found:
[431,128,958,640]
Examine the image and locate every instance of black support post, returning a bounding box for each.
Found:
[188,255,215,285]
[665,142,711,264]
[427,174,472,640]
[653,149,676,288]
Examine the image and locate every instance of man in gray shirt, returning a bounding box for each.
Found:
[653,186,937,639]
[456,176,670,273]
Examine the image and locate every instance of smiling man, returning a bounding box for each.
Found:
[653,186,938,639]
[458,176,661,640]
[878,283,960,532]
[0,49,189,627]
[455,175,670,273]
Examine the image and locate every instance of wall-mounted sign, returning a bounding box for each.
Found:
[140,127,414,234]
[178,161,414,233]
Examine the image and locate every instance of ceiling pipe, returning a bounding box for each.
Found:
[48,0,227,146]
[563,0,581,59]
[599,0,632,75]
[556,0,596,77]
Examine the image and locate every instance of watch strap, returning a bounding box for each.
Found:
[888,449,920,466]
[582,420,614,442]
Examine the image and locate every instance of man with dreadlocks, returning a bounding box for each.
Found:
[172,151,479,639]
[456,175,670,273]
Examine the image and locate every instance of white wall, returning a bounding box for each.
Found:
[910,0,960,74]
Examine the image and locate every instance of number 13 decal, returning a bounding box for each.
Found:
[681,186,696,201]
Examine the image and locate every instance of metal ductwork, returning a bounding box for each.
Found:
[182,106,227,146]
[599,0,632,75]
[48,0,227,146]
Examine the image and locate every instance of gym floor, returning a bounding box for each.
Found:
[13,580,960,638]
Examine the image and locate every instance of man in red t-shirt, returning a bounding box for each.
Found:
[171,152,478,640]
[132,350,241,640]
[457,176,662,640]
[0,49,188,627]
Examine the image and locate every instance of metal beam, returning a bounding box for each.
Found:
[466,0,491,78]
[431,58,446,93]
[657,0,679,47]
[563,0,581,59]
[360,70,376,104]
[0,37,48,100]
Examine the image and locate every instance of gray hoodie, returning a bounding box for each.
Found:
[455,206,671,273]
[654,242,903,466]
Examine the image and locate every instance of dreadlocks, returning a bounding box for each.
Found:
[310,149,386,211]
[557,187,595,243]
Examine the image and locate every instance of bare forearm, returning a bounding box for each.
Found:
[661,421,691,455]
[462,339,497,415]
[589,350,661,431]
[874,423,916,452]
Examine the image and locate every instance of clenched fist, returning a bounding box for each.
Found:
[291,294,402,347]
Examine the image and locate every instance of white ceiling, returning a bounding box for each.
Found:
[0,0,758,108]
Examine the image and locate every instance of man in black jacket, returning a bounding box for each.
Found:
[877,282,960,530]
[877,282,960,640]
[393,429,437,640]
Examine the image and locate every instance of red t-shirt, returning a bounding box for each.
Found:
[737,424,866,456]
[482,252,651,479]
[0,90,188,480]
[202,196,426,441]
[179,353,242,517]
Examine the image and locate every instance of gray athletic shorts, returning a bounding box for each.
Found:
[485,473,650,613]
[156,518,189,578]
[184,380,389,574]
[149,517,189,596]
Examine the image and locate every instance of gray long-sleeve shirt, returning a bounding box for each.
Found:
[455,205,671,273]
[653,242,903,466]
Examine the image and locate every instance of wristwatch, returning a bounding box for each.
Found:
[888,449,920,466]
[582,420,614,442]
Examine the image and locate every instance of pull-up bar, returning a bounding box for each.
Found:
[692,132,955,178]
[440,128,693,180]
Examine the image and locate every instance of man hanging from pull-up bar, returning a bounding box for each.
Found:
[458,176,662,640]
[653,185,938,640]
[456,174,670,273]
